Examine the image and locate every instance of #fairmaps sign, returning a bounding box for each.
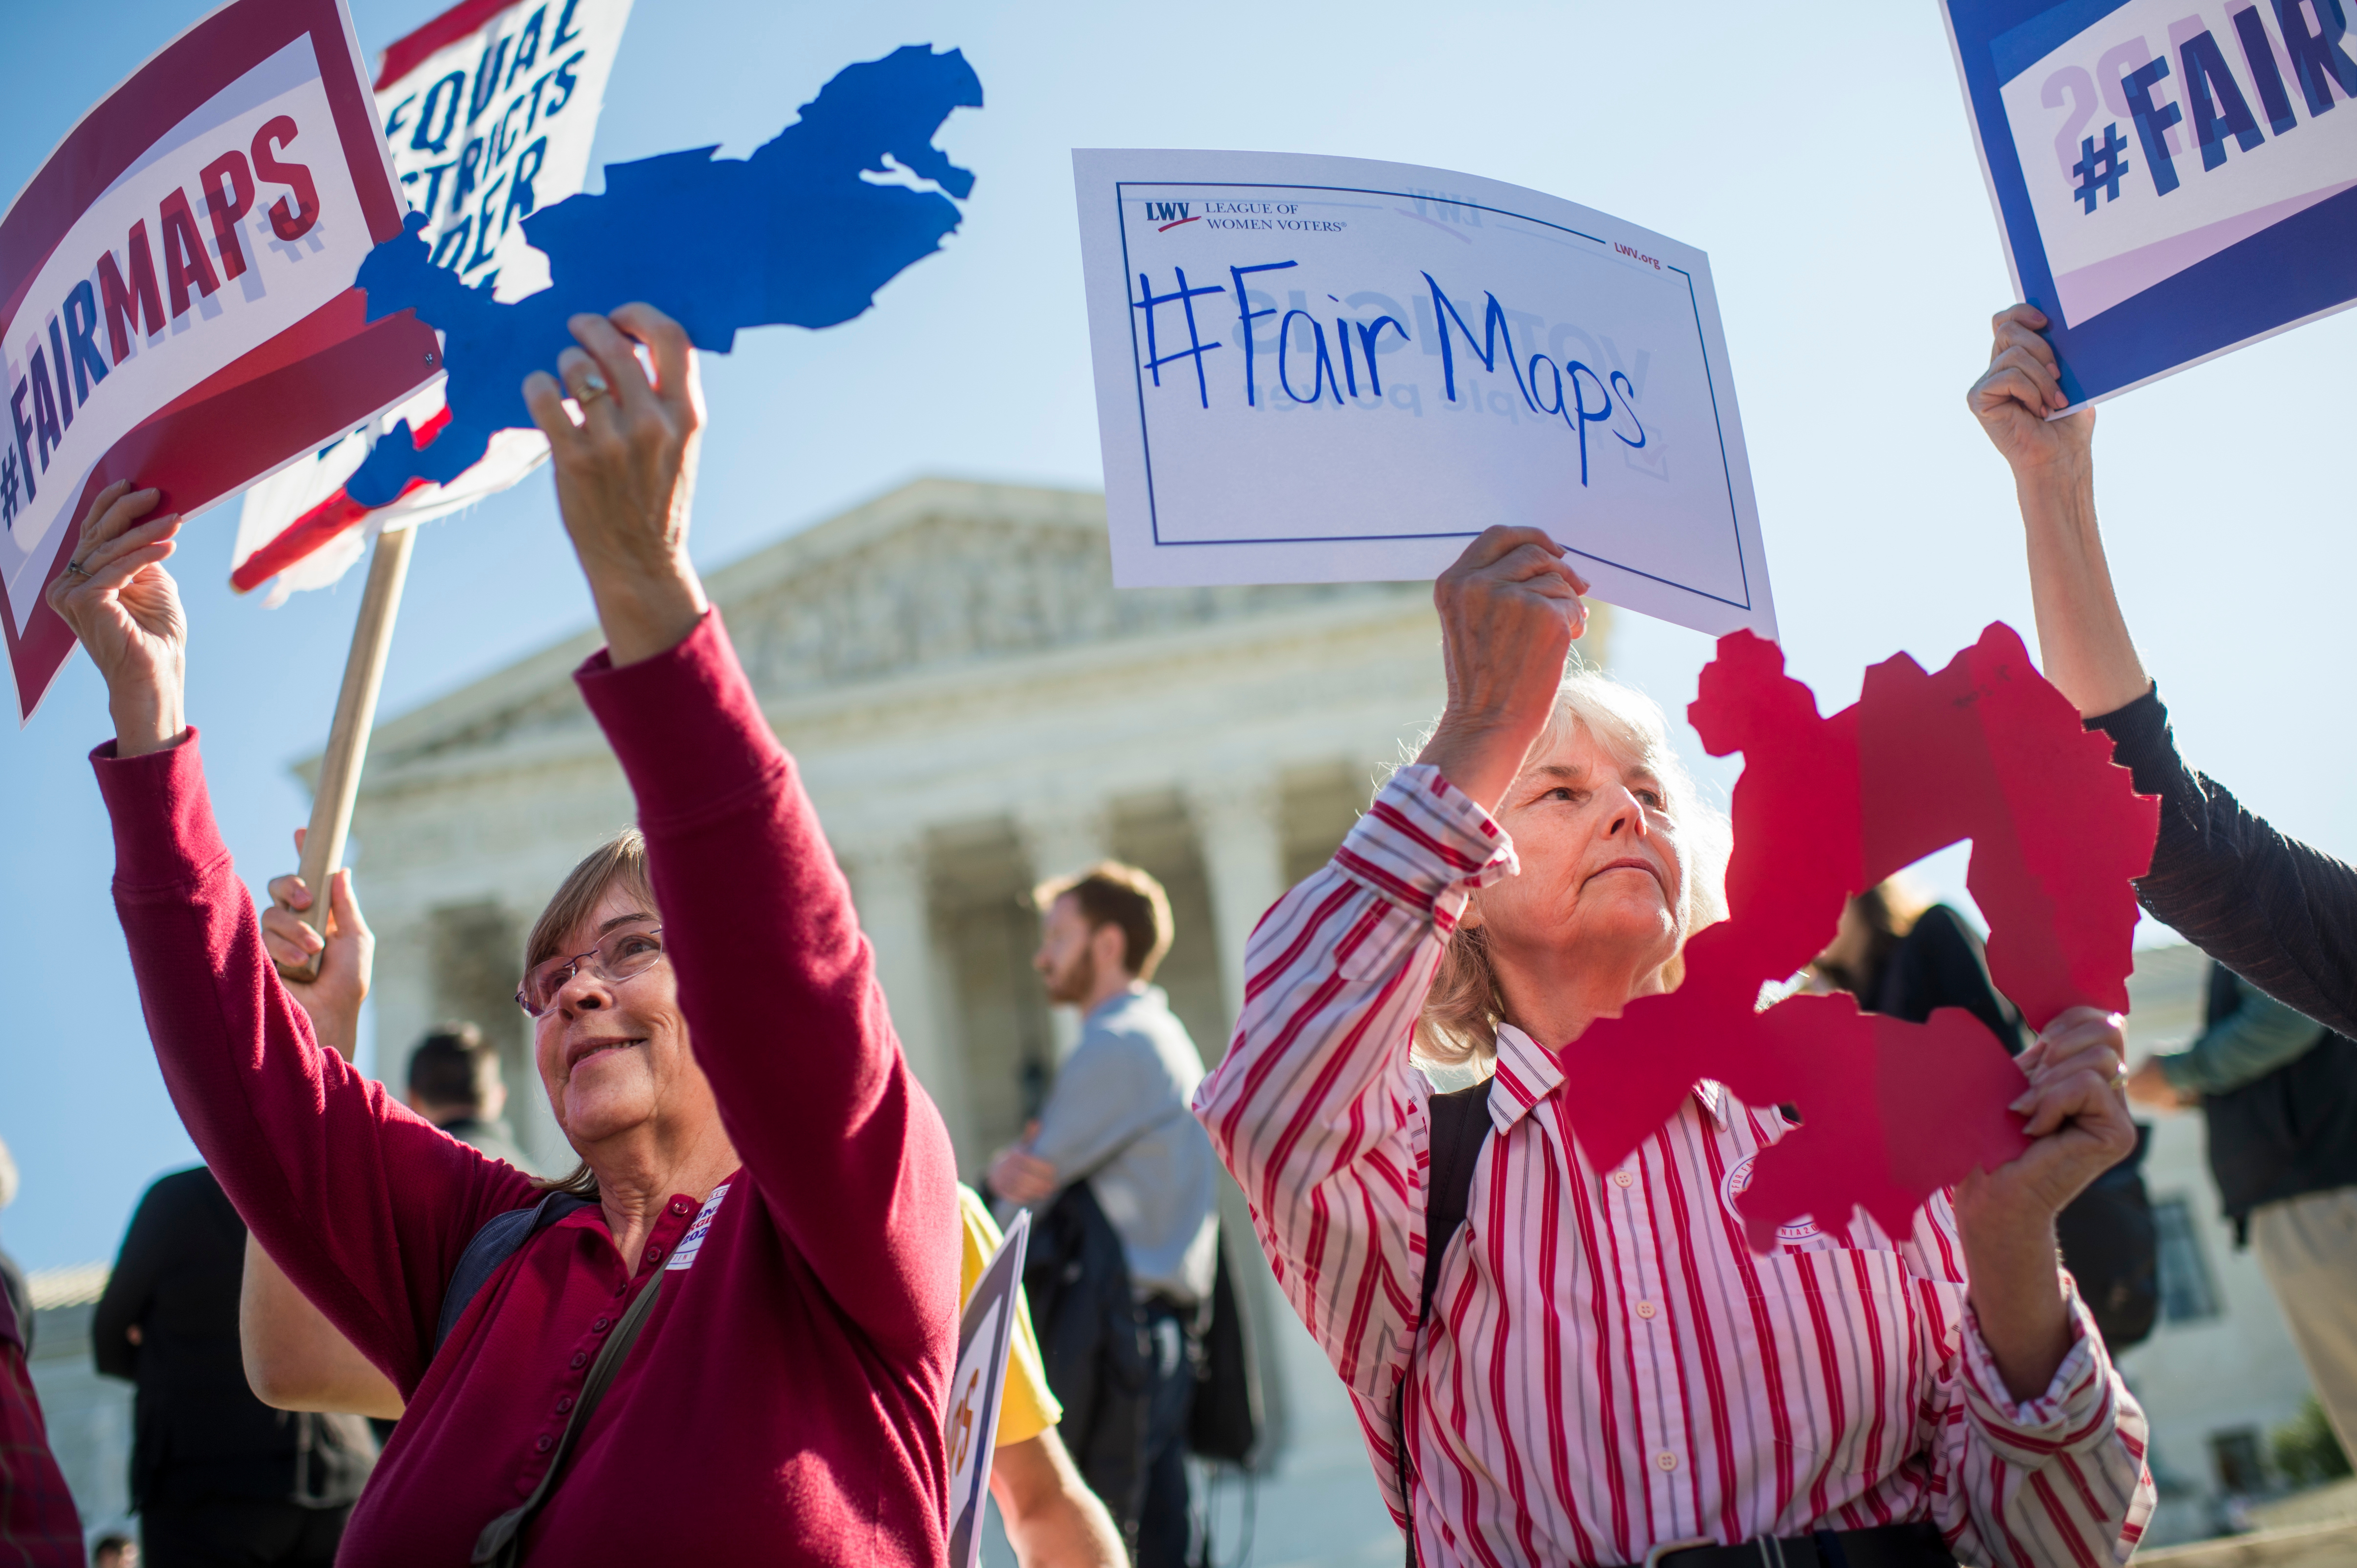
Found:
[0,0,434,721]
[1943,0,2357,409]
[1073,149,1775,641]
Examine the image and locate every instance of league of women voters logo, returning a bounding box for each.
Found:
[1557,625,2158,1251]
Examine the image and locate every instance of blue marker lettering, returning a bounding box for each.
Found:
[1352,317,1406,396]
[1565,361,1613,485]
[1134,268,1227,409]
[1229,262,1296,406]
[1423,272,1535,411]
[1277,310,1342,405]
[1610,371,1647,450]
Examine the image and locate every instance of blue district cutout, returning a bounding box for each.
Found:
[346,44,982,506]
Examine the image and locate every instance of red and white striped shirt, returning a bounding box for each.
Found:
[1196,766,2153,1568]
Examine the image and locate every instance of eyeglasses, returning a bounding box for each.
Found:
[517,924,666,1016]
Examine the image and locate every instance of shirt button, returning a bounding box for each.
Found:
[593,1316,612,1333]
[556,1396,574,1414]
[1635,1300,1657,1320]
[671,1199,692,1217]
[570,1352,588,1370]
[1613,1171,1636,1189]
[535,1434,554,1454]
[645,1244,663,1263]
[1656,1451,1678,1472]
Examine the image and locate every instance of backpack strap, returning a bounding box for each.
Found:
[1394,1076,1496,1567]
[434,1191,597,1359]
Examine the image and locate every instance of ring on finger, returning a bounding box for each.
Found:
[576,369,610,404]
[65,558,90,578]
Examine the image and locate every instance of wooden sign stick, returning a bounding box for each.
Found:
[280,523,418,983]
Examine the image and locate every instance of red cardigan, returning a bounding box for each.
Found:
[94,611,960,1566]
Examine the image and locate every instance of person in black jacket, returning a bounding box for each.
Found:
[1967,302,2357,1037]
[1813,882,2160,1351]
[1970,299,2357,1453]
[95,1168,374,1567]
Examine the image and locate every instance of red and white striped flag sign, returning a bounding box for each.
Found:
[230,0,631,604]
[0,0,437,721]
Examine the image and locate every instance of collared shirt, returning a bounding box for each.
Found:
[1196,765,2154,1568]
[1022,986,1219,1304]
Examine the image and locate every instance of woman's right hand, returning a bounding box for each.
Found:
[1413,525,1589,812]
[1968,304,2093,483]
[44,480,188,757]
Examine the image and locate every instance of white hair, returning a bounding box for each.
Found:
[1401,666,1730,1067]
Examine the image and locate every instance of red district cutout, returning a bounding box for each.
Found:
[1554,624,2159,1249]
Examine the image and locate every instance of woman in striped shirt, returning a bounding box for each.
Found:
[1196,527,2153,1568]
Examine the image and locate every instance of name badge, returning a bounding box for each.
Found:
[665,1183,731,1271]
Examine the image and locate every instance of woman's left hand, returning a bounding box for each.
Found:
[1958,1005,2137,1229]
[521,302,709,667]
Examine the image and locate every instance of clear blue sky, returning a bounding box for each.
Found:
[2,0,2350,1272]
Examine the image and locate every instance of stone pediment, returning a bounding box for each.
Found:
[352,477,1424,773]
[719,479,1419,697]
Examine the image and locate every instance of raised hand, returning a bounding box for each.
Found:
[44,480,188,756]
[521,303,710,666]
[261,828,375,1061]
[1967,304,2094,480]
[1975,1005,2138,1219]
[1950,1004,2138,1399]
[1413,525,1591,812]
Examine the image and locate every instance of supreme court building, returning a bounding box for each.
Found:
[335,477,1556,1179]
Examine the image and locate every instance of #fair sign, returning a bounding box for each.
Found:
[1073,149,1774,641]
[0,0,436,721]
[1944,0,2357,409]
[230,0,632,603]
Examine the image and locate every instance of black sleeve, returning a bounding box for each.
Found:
[92,1176,180,1381]
[1877,905,2029,1054]
[2089,688,2357,1038]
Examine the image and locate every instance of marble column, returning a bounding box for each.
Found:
[1016,802,1111,1061]
[1188,776,1287,1052]
[844,837,974,1163]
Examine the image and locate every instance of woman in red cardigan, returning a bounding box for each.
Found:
[48,304,963,1566]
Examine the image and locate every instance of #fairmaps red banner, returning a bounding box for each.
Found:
[0,0,436,722]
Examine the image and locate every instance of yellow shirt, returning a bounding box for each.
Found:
[959,1184,1062,1448]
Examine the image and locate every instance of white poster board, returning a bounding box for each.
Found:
[1073,149,1774,640]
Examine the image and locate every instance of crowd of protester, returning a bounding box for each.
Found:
[0,295,2349,1568]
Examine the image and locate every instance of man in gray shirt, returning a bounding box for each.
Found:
[990,862,1219,1568]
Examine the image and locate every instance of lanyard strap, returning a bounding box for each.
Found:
[470,1268,668,1567]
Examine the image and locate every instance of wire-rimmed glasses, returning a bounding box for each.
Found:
[516,923,666,1016]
